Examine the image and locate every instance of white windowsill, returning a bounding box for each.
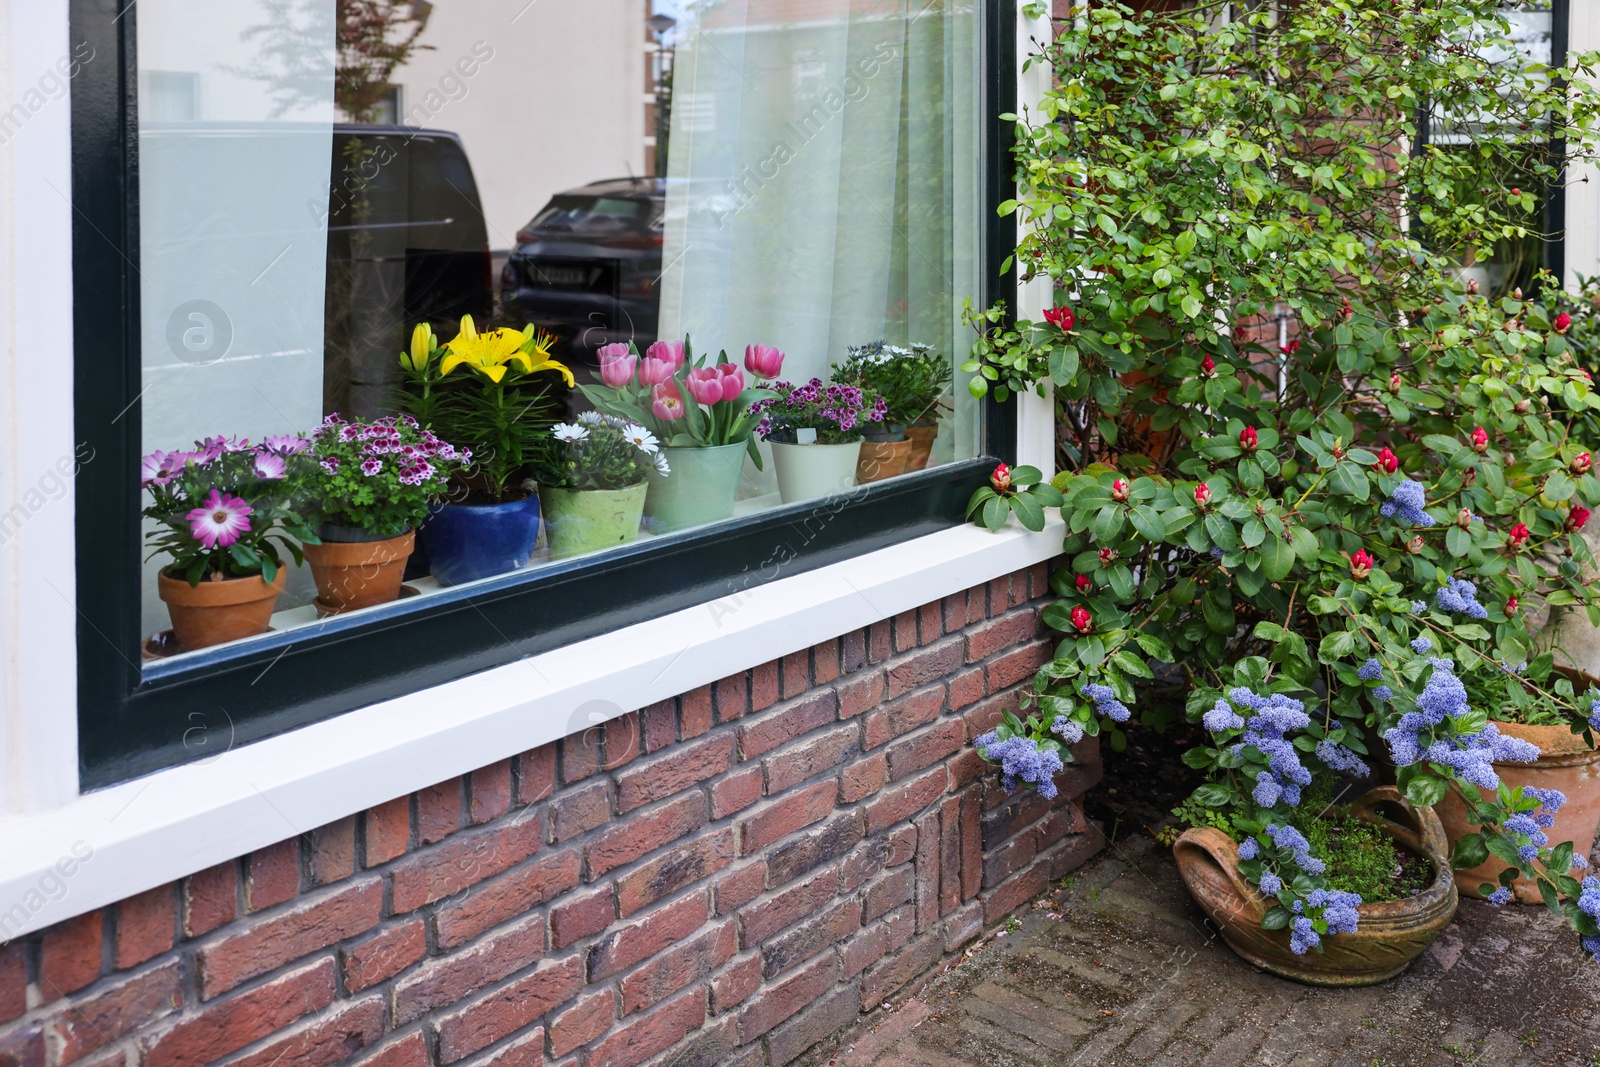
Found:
[0,516,1063,939]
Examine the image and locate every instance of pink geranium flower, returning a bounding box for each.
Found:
[186,490,253,549]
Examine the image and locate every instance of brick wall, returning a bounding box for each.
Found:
[0,565,1102,1067]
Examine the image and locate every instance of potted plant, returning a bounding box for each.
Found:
[579,339,780,532]
[751,378,888,504]
[397,317,573,585]
[835,341,951,480]
[533,415,666,558]
[141,437,319,652]
[295,414,467,612]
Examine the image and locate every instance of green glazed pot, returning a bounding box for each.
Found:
[645,442,746,533]
[541,483,648,559]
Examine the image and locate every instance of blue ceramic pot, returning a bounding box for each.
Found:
[419,493,541,587]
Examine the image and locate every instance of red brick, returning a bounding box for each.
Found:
[887,825,918,866]
[1028,562,1049,599]
[603,711,642,772]
[948,747,988,790]
[52,960,182,1064]
[710,766,763,820]
[886,637,964,698]
[945,899,984,951]
[868,620,891,662]
[963,690,1020,744]
[516,744,556,805]
[642,701,677,752]
[551,779,612,842]
[960,790,982,901]
[737,692,838,760]
[862,930,941,1007]
[813,639,841,684]
[842,630,868,674]
[143,957,336,1067]
[364,798,411,866]
[549,883,615,949]
[918,602,943,644]
[39,910,102,999]
[434,955,583,1062]
[620,920,737,1014]
[712,862,766,916]
[862,867,914,923]
[739,780,834,852]
[341,917,426,993]
[841,838,887,893]
[863,686,944,751]
[985,577,1008,617]
[766,813,864,888]
[470,760,513,825]
[308,817,357,886]
[835,671,884,720]
[780,651,810,698]
[840,753,886,804]
[964,609,1038,663]
[738,865,836,946]
[948,666,987,711]
[615,733,734,813]
[711,952,761,1014]
[885,720,965,783]
[417,779,464,845]
[763,722,859,794]
[681,686,713,739]
[842,922,888,979]
[617,830,735,917]
[549,989,615,1056]
[0,943,24,1023]
[562,727,602,784]
[457,1027,546,1067]
[588,890,708,980]
[390,813,543,913]
[0,1028,42,1067]
[714,674,749,723]
[183,862,238,937]
[865,767,947,834]
[347,1032,429,1067]
[114,884,176,969]
[985,640,1049,691]
[739,953,833,1040]
[435,850,581,949]
[216,995,385,1067]
[914,811,941,931]
[752,660,781,712]
[245,840,300,912]
[760,898,858,978]
[197,877,383,999]
[393,913,543,1024]
[587,988,705,1067]
[941,592,969,632]
[982,862,1049,925]
[587,793,704,878]
[891,609,918,653]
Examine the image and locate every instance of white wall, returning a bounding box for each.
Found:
[1568,3,1600,289]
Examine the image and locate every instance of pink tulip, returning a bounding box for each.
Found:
[744,344,785,379]
[597,344,636,388]
[638,355,675,386]
[685,367,725,406]
[715,363,744,403]
[646,340,686,371]
[651,380,686,421]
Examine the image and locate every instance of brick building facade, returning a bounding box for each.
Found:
[0,565,1100,1067]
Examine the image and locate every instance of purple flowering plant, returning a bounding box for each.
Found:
[295,415,468,538]
[752,378,888,445]
[142,435,320,586]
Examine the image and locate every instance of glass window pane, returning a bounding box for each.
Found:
[136,0,985,661]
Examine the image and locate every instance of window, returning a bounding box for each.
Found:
[73,0,1018,786]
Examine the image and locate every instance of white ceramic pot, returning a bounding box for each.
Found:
[770,441,863,504]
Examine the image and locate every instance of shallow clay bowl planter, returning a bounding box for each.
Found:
[302,530,415,613]
[1173,787,1458,986]
[157,567,287,652]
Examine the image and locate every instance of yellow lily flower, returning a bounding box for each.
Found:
[439,315,532,383]
[400,322,436,373]
[517,326,575,387]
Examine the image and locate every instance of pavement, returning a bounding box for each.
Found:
[801,831,1600,1067]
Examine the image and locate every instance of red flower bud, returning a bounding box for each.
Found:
[1569,506,1591,532]
[1406,535,1425,555]
[1457,508,1474,529]
[1389,373,1402,395]
[1200,354,1216,377]
[1511,187,1522,196]
[1111,478,1130,502]
[1194,482,1212,507]
[1070,606,1093,634]
[1377,447,1399,475]
[1466,277,1480,295]
[1042,306,1075,331]
[1508,522,1530,548]
[1075,573,1092,592]
[1470,426,1489,453]
[991,463,1012,493]
[1350,549,1373,580]
[1554,312,1573,335]
[1278,340,1300,355]
[1572,452,1592,475]
[1240,426,1258,451]
[1098,547,1117,567]
[1506,595,1519,616]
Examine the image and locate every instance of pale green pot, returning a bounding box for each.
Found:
[771,441,862,504]
[645,442,745,532]
[541,483,648,559]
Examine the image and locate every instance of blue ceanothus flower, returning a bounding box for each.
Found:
[1358,658,1383,681]
[1382,658,1540,788]
[1080,683,1131,723]
[1379,479,1434,526]
[1434,577,1489,619]
[973,733,1062,800]
[1208,686,1315,808]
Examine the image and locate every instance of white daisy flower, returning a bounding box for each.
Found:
[576,411,605,425]
[553,423,589,442]
[624,424,659,454]
[652,451,671,476]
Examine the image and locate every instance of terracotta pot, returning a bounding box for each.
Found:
[157,567,287,652]
[856,438,916,484]
[301,530,415,613]
[1173,787,1458,986]
[906,422,938,471]
[1434,696,1600,902]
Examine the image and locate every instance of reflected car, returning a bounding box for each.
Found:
[500,178,665,364]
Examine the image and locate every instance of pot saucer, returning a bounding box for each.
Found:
[312,583,420,620]
[141,627,278,661]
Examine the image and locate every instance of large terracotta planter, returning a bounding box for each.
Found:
[906,421,938,471]
[157,567,287,652]
[1173,787,1458,986]
[856,437,916,484]
[301,530,415,613]
[1434,715,1600,902]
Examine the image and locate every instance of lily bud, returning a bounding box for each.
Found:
[402,322,436,373]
